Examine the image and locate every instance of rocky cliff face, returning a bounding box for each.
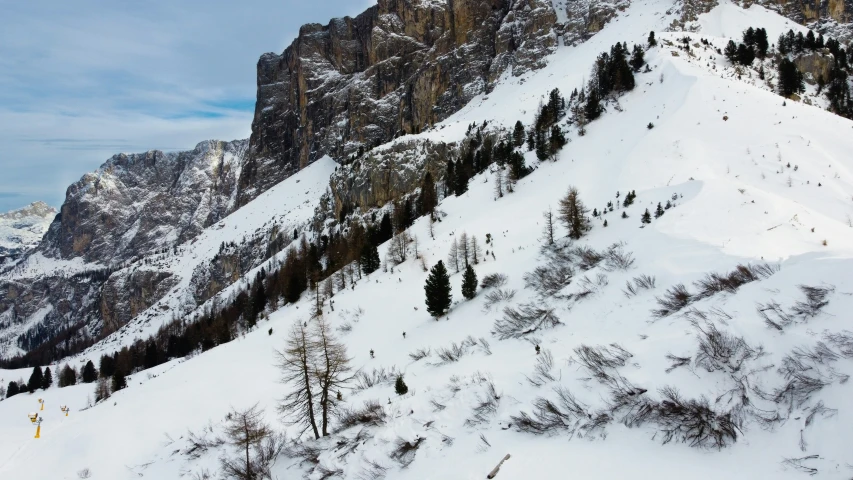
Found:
[327,138,459,221]
[238,0,558,206]
[100,269,179,334]
[561,0,632,45]
[672,0,853,38]
[39,139,247,265]
[0,201,57,267]
[738,0,853,25]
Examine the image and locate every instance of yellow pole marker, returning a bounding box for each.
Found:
[39,399,44,411]
[34,425,41,439]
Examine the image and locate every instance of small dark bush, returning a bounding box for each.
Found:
[480,273,508,289]
[493,303,561,339]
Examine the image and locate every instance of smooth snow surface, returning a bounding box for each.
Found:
[3,1,853,479]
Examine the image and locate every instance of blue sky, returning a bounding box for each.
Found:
[0,0,375,212]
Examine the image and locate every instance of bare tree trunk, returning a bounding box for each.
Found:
[312,318,353,437]
[276,324,320,439]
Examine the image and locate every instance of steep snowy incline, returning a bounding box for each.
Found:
[2,1,853,479]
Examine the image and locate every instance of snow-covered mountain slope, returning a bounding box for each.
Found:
[0,202,56,268]
[3,0,853,479]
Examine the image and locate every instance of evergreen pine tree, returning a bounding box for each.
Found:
[395,375,409,395]
[826,62,850,114]
[549,125,567,159]
[603,219,608,227]
[6,381,19,398]
[112,369,127,392]
[27,366,43,392]
[724,40,738,62]
[454,160,469,196]
[777,58,804,97]
[558,186,592,239]
[513,121,525,147]
[42,367,52,390]
[360,243,381,275]
[755,28,769,58]
[82,360,98,383]
[418,172,437,216]
[622,211,628,219]
[461,264,478,300]
[377,213,394,244]
[250,282,267,326]
[60,365,77,387]
[641,209,652,224]
[424,261,452,318]
[630,45,645,71]
[526,131,535,151]
[445,160,456,197]
[585,88,602,121]
[805,30,816,50]
[535,130,549,160]
[778,32,790,55]
[743,27,756,46]
[655,202,665,218]
[736,43,755,65]
[648,31,657,47]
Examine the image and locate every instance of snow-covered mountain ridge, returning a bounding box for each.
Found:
[0,202,56,269]
[2,0,853,479]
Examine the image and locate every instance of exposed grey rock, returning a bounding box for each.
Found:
[794,51,834,83]
[100,269,178,334]
[561,0,632,45]
[39,139,248,264]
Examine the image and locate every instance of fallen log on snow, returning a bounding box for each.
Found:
[487,454,511,479]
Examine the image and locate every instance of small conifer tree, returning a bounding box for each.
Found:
[655,202,665,218]
[395,375,409,396]
[513,121,525,147]
[424,261,452,318]
[112,369,127,392]
[558,186,591,239]
[360,243,381,275]
[642,209,652,224]
[60,365,77,387]
[42,367,53,390]
[82,360,98,383]
[27,366,43,392]
[462,264,478,300]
